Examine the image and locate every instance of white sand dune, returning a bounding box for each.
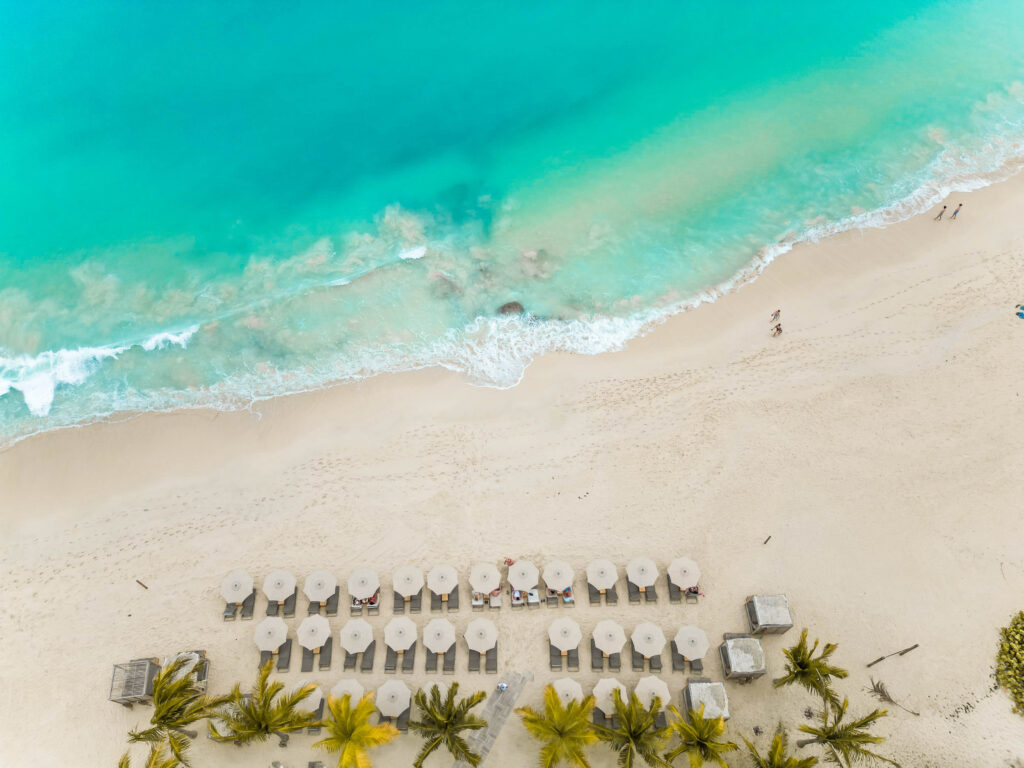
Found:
[2,175,1023,767]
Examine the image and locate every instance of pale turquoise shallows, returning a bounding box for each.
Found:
[2,1,1024,443]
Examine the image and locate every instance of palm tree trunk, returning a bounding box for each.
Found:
[274,731,289,747]
[796,738,818,748]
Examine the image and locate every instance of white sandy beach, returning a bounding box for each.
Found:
[2,175,1024,767]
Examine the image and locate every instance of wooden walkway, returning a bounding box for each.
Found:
[453,670,533,767]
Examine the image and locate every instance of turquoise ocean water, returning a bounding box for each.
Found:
[3,1,1024,444]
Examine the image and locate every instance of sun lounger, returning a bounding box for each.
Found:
[396,706,411,732]
[282,589,297,618]
[361,640,376,672]
[609,652,621,672]
[350,599,363,616]
[545,589,559,608]
[301,647,315,673]
[527,589,541,609]
[307,600,320,616]
[591,639,603,671]
[672,641,686,672]
[402,642,417,673]
[259,650,273,669]
[309,762,325,768]
[644,585,657,603]
[325,588,339,617]
[627,581,641,604]
[343,651,357,671]
[367,596,380,616]
[650,654,662,672]
[511,590,525,608]
[588,584,601,606]
[472,592,485,611]
[468,649,481,672]
[564,589,575,606]
[592,711,608,728]
[655,710,668,729]
[430,591,442,613]
[443,645,456,674]
[409,591,422,614]
[668,580,682,604]
[606,584,618,605]
[318,640,333,671]
[223,602,238,621]
[489,592,502,610]
[447,588,460,611]
[384,647,398,673]
[425,651,438,673]
[393,591,406,614]
[549,643,563,671]
[685,588,699,604]
[631,642,644,672]
[689,658,703,674]
[485,646,497,674]
[567,648,580,672]
[377,714,394,726]
[307,699,325,734]
[240,589,256,620]
[276,640,292,672]
[267,601,280,617]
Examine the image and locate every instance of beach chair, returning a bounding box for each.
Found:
[409,591,423,614]
[384,647,398,673]
[447,587,460,611]
[527,589,541,609]
[259,650,273,669]
[549,643,563,671]
[650,654,662,672]
[393,591,406,614]
[668,580,682,604]
[689,658,703,674]
[671,641,686,672]
[443,645,456,674]
[425,651,439,673]
[567,648,580,672]
[606,584,618,605]
[564,589,575,607]
[588,584,601,606]
[396,707,411,732]
[655,710,668,729]
[307,699,325,734]
[468,649,481,672]
[282,589,297,618]
[631,642,644,672]
[485,646,498,674]
[266,601,280,617]
[591,638,604,671]
[592,711,608,728]
[360,640,376,672]
[350,599,363,616]
[402,642,417,673]
[627,581,641,604]
[430,591,442,613]
[644,584,657,603]
[489,592,502,610]
[307,599,320,616]
[545,589,559,608]
[276,640,292,672]
[240,589,256,620]
[309,762,325,768]
[343,651,357,671]
[325,588,340,617]
[367,595,380,616]
[609,652,621,672]
[685,587,699,605]
[471,592,485,611]
[319,639,332,671]
[301,647,315,673]
[223,602,238,621]
[510,589,525,609]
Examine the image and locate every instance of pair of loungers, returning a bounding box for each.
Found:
[670,640,703,673]
[343,641,377,673]
[307,588,340,617]
[668,581,701,604]
[471,592,503,610]
[429,588,460,612]
[223,589,257,621]
[267,589,298,618]
[258,640,293,672]
[549,643,580,672]
[301,639,334,672]
[590,638,622,672]
[377,707,411,732]
[467,646,499,673]
[392,590,423,614]
[545,590,575,607]
[630,641,662,672]
[384,642,418,673]
[627,581,658,604]
[350,598,380,616]
[587,584,619,606]
[424,646,457,673]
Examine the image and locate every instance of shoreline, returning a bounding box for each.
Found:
[2,169,1023,766]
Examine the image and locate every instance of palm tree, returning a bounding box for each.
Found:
[127,655,228,766]
[118,743,183,768]
[743,725,818,768]
[664,704,737,767]
[773,630,848,704]
[312,692,399,768]
[408,682,488,767]
[516,684,600,768]
[591,690,671,768]
[208,660,318,747]
[796,698,899,767]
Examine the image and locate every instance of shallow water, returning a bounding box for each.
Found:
[2,1,1024,443]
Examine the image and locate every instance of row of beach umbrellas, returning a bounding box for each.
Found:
[254,615,500,653]
[223,557,700,604]
[552,676,673,713]
[549,618,709,659]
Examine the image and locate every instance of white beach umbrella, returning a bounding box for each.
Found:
[423,618,457,654]
[626,556,658,588]
[667,557,701,589]
[290,680,324,711]
[469,563,501,593]
[303,570,337,603]
[338,618,374,654]
[221,570,253,604]
[593,619,627,656]
[464,618,499,653]
[634,676,671,710]
[347,567,380,600]
[593,678,628,714]
[586,559,617,591]
[673,625,710,660]
[427,564,458,595]
[384,617,418,651]
[631,622,667,658]
[263,570,297,602]
[552,678,584,705]
[543,560,574,591]
[507,560,539,591]
[297,615,331,650]
[376,680,412,718]
[393,565,424,597]
[253,617,288,652]
[330,679,365,703]
[548,618,582,652]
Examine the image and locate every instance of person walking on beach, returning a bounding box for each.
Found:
[771,323,782,337]
[770,309,781,322]
[934,205,947,220]
[950,203,963,220]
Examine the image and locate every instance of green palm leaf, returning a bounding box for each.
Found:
[312,692,399,768]
[408,683,488,767]
[773,630,848,705]
[591,691,671,768]
[208,660,318,747]
[796,698,899,767]
[516,685,599,768]
[743,725,817,768]
[664,704,737,767]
